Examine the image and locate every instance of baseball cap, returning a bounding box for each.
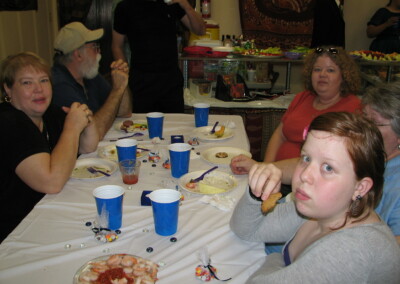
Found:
[54,22,104,55]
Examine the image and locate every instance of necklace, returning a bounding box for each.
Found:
[42,121,52,151]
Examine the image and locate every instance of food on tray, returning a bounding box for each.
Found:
[288,46,310,54]
[122,120,133,128]
[349,50,400,61]
[261,192,282,214]
[76,254,158,284]
[185,181,197,189]
[198,182,226,194]
[215,152,228,158]
[184,174,232,194]
[214,126,225,138]
[119,120,147,132]
[233,46,283,56]
[98,145,150,161]
[72,166,111,179]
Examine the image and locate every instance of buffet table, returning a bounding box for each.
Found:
[0,114,265,284]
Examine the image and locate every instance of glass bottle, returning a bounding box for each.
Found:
[201,0,211,19]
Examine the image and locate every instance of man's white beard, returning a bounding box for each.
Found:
[82,53,101,79]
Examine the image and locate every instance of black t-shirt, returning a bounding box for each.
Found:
[311,0,345,48]
[113,0,185,71]
[0,103,65,242]
[368,8,400,53]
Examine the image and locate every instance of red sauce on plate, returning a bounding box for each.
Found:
[96,268,133,284]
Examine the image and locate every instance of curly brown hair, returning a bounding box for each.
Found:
[302,46,361,97]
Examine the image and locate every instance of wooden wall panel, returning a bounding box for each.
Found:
[0,0,58,65]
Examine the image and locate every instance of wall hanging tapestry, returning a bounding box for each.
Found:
[239,0,315,48]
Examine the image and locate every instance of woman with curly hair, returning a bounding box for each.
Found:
[231,46,361,177]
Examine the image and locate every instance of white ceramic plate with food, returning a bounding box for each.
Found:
[179,170,237,195]
[114,119,148,133]
[97,144,151,161]
[191,126,234,141]
[73,254,158,284]
[71,158,117,179]
[201,146,252,166]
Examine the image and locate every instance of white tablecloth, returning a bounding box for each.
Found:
[0,114,265,284]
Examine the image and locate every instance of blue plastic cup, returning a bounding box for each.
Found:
[194,103,210,127]
[171,135,184,144]
[93,185,125,230]
[116,139,137,162]
[147,189,181,236]
[146,112,164,139]
[168,143,191,178]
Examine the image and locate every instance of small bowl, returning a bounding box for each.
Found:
[283,51,302,60]
[350,54,362,60]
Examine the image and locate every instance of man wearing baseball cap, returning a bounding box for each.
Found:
[52,22,132,140]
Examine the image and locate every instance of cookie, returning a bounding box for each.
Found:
[215,152,228,158]
[261,192,282,214]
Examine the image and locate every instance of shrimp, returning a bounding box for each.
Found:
[107,254,122,266]
[111,278,128,284]
[79,270,99,282]
[90,261,108,273]
[123,266,133,275]
[121,255,137,267]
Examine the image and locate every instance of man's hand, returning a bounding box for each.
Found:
[110,59,129,91]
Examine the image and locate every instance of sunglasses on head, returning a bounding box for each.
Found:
[315,47,338,54]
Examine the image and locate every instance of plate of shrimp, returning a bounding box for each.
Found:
[73,253,158,284]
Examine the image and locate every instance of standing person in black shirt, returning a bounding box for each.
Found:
[112,0,205,113]
[367,0,400,54]
[311,0,345,48]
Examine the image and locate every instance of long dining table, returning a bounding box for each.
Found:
[0,113,266,284]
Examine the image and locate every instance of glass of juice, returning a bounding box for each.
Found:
[119,160,141,185]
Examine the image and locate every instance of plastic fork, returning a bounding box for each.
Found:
[87,167,110,177]
[109,132,144,142]
[210,121,219,134]
[190,166,218,183]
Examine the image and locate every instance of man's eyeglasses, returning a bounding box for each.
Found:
[315,47,338,54]
[85,42,101,53]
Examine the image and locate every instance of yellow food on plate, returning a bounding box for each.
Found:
[215,151,228,158]
[214,126,225,138]
[198,182,226,194]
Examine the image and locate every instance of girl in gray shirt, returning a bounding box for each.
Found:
[231,112,400,283]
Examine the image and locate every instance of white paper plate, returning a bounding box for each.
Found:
[179,170,237,195]
[201,147,252,166]
[114,119,148,133]
[192,126,234,141]
[71,158,117,179]
[73,254,158,284]
[98,144,151,161]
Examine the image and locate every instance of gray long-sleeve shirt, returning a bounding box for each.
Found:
[230,188,400,283]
